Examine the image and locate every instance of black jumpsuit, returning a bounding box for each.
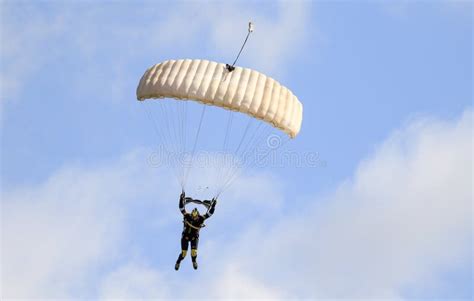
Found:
[180,213,206,250]
[175,193,215,269]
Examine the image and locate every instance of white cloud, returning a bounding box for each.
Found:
[0,3,67,124]
[2,1,471,299]
[158,108,472,299]
[211,263,285,299]
[2,109,472,299]
[0,147,283,298]
[215,109,473,298]
[187,0,311,76]
[155,0,311,77]
[1,149,171,298]
[98,261,169,300]
[0,0,312,119]
[380,1,473,20]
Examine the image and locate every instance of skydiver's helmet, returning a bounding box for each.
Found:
[191,208,199,219]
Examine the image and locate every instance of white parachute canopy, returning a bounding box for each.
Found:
[137,59,303,197]
[137,59,302,138]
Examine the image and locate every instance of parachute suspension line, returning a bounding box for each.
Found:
[183,105,207,188]
[158,104,178,165]
[215,111,234,192]
[234,116,254,155]
[179,101,188,186]
[220,131,290,197]
[226,22,254,72]
[181,101,187,154]
[174,101,186,185]
[183,101,187,154]
[182,101,188,188]
[218,123,277,197]
[215,121,268,198]
[169,102,181,158]
[216,116,254,196]
[222,111,234,153]
[239,121,263,163]
[158,101,186,188]
[142,104,183,188]
[157,103,175,154]
[172,101,182,185]
[143,104,169,153]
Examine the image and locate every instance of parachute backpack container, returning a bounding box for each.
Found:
[137,59,303,198]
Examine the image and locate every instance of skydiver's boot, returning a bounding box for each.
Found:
[175,251,186,271]
[191,249,198,270]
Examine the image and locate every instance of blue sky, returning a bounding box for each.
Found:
[1,1,472,299]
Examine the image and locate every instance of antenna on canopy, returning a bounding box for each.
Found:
[226,21,254,72]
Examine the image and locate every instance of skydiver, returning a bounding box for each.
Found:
[175,191,217,270]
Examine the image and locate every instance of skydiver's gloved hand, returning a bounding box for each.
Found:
[179,191,186,209]
[209,198,217,214]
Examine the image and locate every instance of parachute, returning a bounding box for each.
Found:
[137,59,302,138]
[137,59,303,197]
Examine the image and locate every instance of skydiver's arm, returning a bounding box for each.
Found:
[203,198,217,219]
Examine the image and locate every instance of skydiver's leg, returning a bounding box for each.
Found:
[175,236,189,270]
[190,238,199,270]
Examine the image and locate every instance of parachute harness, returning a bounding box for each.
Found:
[226,22,254,73]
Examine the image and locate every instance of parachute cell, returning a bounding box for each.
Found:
[136,59,303,138]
